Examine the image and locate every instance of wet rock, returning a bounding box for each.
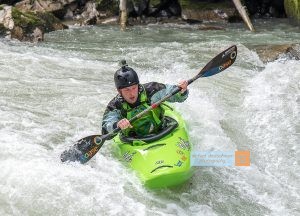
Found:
[15,0,76,13]
[198,24,224,30]
[180,1,236,22]
[252,44,300,63]
[83,14,96,25]
[0,5,14,30]
[32,26,43,41]
[0,5,67,42]
[62,1,78,20]
[79,1,99,25]
[286,44,300,60]
[182,8,235,22]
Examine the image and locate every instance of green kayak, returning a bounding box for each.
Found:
[112,103,193,189]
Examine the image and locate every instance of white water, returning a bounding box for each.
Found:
[0,20,299,215]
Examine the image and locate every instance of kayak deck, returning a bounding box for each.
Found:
[112,103,193,189]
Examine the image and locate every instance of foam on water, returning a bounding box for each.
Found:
[240,59,300,214]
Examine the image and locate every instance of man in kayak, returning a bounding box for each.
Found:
[102,61,189,138]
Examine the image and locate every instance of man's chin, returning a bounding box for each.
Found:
[128,98,137,104]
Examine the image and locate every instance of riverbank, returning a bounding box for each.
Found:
[1,0,300,63]
[1,0,298,42]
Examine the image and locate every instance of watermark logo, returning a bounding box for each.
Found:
[235,151,250,166]
[191,150,250,167]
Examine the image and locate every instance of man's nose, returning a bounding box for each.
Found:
[130,90,135,96]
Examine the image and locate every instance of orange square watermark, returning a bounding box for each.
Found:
[235,151,250,166]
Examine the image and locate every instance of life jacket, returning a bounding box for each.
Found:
[120,86,163,137]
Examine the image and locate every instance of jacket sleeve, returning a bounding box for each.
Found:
[101,98,122,134]
[150,84,189,104]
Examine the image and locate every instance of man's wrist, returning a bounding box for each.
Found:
[180,90,188,96]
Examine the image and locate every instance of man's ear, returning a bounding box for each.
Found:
[117,89,122,95]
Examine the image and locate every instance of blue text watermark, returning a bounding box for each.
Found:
[191,151,250,167]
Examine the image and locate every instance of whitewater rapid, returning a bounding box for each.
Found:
[0,20,299,215]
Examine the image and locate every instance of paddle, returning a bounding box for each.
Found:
[60,45,237,164]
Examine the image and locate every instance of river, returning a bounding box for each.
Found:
[0,19,299,216]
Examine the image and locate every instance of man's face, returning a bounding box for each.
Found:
[119,84,139,104]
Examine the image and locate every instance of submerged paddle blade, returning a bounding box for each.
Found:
[201,45,237,77]
[60,135,104,163]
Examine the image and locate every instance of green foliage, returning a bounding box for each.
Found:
[12,7,44,27]
[285,0,300,21]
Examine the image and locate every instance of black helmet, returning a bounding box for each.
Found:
[114,60,139,89]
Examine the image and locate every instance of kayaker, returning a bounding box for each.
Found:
[102,61,189,138]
